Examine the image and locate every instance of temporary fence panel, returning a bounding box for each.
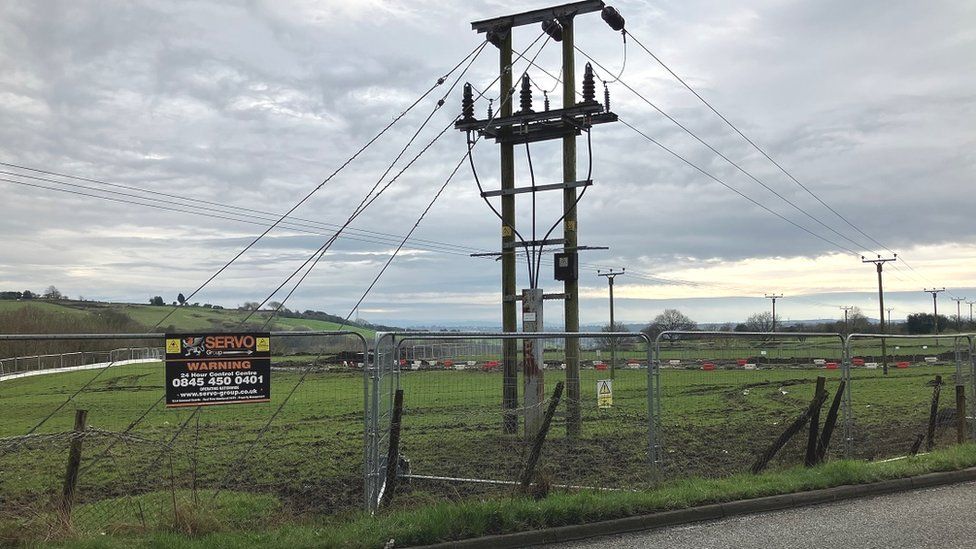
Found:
[365,331,651,512]
[365,332,399,512]
[844,333,975,461]
[652,331,846,479]
[0,331,368,533]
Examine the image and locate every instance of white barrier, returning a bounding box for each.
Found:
[0,358,159,383]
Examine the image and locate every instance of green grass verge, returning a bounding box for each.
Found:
[17,444,976,549]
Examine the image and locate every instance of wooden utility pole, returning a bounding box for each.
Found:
[764,294,783,331]
[561,13,581,437]
[924,288,946,334]
[598,268,625,379]
[863,255,896,375]
[951,297,965,330]
[462,1,620,439]
[499,31,518,434]
[840,305,854,334]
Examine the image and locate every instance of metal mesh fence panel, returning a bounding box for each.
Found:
[845,334,975,461]
[652,331,846,479]
[368,331,650,508]
[0,331,367,534]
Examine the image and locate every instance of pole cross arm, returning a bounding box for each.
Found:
[471,1,605,33]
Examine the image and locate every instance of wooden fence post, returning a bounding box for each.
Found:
[926,375,942,451]
[956,384,966,444]
[60,409,88,518]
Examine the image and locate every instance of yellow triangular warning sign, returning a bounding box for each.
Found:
[599,381,611,395]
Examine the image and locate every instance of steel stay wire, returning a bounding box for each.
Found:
[247,37,489,324]
[212,132,487,503]
[150,39,488,331]
[240,41,488,326]
[252,117,461,328]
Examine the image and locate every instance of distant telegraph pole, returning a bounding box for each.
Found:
[951,296,965,330]
[923,288,946,333]
[967,301,975,324]
[764,294,783,331]
[862,255,896,375]
[840,305,854,333]
[597,268,625,380]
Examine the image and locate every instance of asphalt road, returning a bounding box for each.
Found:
[556,481,976,548]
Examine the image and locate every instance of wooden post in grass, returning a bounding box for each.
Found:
[956,384,966,444]
[519,381,564,489]
[60,409,88,518]
[816,379,847,464]
[380,389,404,507]
[926,375,943,451]
[804,377,828,466]
[752,377,827,474]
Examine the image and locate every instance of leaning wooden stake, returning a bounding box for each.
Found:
[752,377,827,475]
[804,377,828,467]
[60,409,88,519]
[519,381,565,489]
[815,379,847,464]
[926,375,943,451]
[380,389,404,507]
[956,384,966,444]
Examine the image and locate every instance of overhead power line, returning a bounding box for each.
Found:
[621,30,958,298]
[0,163,487,256]
[623,30,886,253]
[577,45,873,257]
[0,175,482,257]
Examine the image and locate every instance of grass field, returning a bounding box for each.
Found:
[2,341,972,538]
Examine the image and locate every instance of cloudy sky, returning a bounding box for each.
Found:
[1,0,974,328]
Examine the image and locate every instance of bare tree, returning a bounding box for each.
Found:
[642,309,697,341]
[846,306,871,333]
[596,321,629,350]
[42,285,62,300]
[745,311,775,332]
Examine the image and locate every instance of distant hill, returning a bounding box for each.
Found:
[0,298,383,338]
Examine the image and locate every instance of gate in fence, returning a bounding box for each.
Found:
[365,330,651,513]
[0,330,368,532]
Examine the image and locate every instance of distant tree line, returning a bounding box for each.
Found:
[596,305,973,349]
[0,286,68,301]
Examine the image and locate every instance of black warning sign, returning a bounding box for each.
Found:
[165,333,271,408]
